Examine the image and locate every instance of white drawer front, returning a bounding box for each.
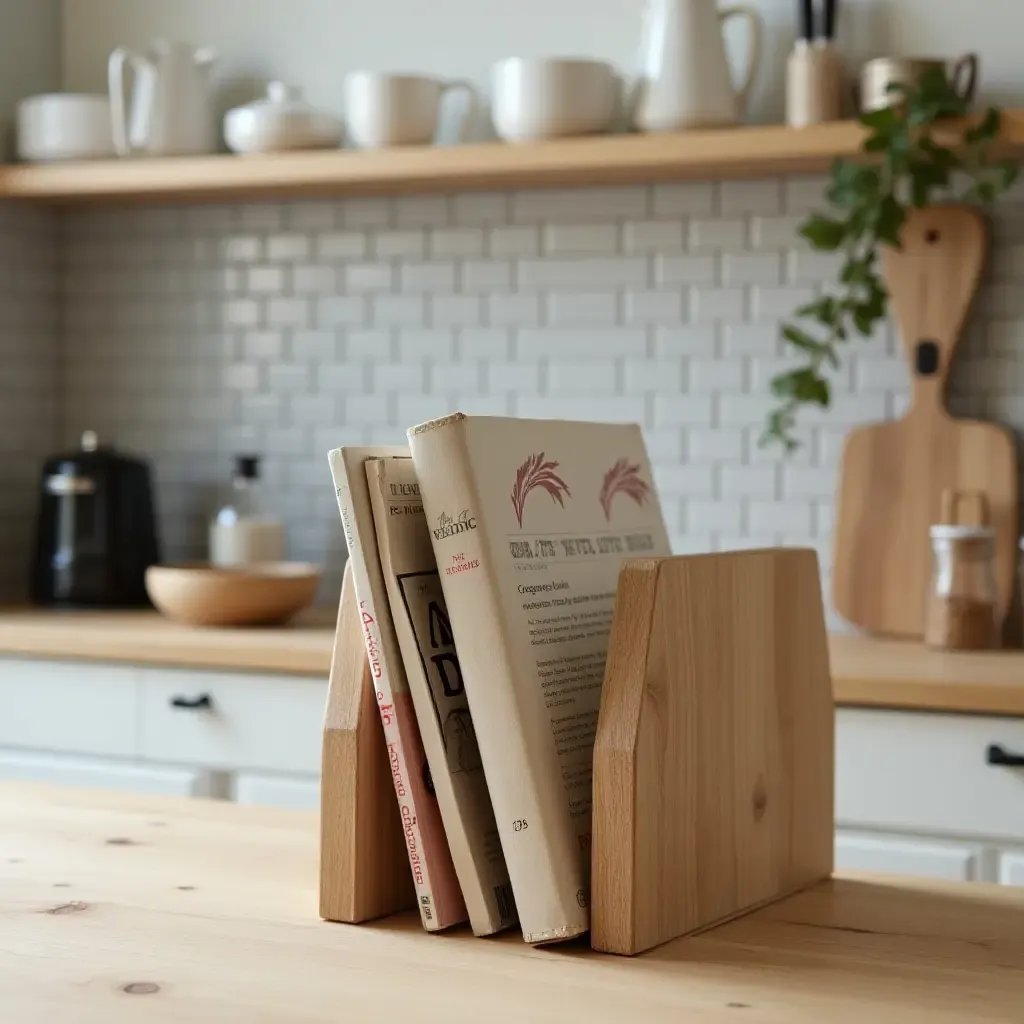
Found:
[138,669,326,775]
[835,830,982,882]
[235,772,321,810]
[999,851,1024,886]
[837,709,1024,843]
[0,657,138,758]
[0,748,212,797]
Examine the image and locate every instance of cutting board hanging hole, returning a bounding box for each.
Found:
[926,229,941,244]
[915,341,940,376]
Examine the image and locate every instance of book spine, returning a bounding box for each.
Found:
[330,452,463,932]
[367,459,514,937]
[409,421,589,944]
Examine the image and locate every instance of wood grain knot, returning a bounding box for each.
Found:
[727,1003,751,1010]
[752,777,768,820]
[122,983,160,996]
[44,901,88,915]
[105,837,141,846]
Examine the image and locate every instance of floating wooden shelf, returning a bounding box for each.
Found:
[3,114,1021,206]
[3,113,1019,207]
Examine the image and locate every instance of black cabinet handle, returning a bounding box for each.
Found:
[986,744,1024,768]
[170,694,213,711]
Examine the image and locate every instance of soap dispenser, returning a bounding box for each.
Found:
[209,455,285,567]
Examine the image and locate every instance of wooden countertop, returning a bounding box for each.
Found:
[0,609,1021,714]
[0,607,335,677]
[830,633,1024,717]
[1,782,1021,1022]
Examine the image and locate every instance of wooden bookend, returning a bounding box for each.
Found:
[320,561,415,924]
[591,549,834,956]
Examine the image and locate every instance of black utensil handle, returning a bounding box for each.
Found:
[170,693,213,711]
[986,744,1024,768]
[822,0,837,40]
[799,0,814,40]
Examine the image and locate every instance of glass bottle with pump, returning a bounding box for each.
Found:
[209,455,285,567]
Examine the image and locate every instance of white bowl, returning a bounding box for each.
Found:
[224,82,343,155]
[492,57,617,143]
[17,93,116,163]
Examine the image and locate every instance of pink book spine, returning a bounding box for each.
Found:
[360,598,464,928]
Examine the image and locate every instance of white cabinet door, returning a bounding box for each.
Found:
[235,772,320,810]
[836,830,982,882]
[998,851,1024,886]
[0,657,138,757]
[138,669,326,775]
[0,748,214,798]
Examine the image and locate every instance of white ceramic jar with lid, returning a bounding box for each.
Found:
[224,82,343,154]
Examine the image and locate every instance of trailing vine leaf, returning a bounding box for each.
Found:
[762,71,1021,451]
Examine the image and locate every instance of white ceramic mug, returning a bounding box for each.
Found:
[16,94,116,162]
[343,72,477,148]
[492,57,617,142]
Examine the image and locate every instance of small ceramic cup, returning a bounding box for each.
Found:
[16,93,116,162]
[343,71,477,148]
[491,57,617,142]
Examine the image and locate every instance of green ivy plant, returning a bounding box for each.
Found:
[762,66,1020,451]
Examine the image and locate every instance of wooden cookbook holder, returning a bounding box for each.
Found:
[320,549,834,954]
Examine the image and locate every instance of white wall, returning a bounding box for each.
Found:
[61,0,1024,139]
[0,0,61,158]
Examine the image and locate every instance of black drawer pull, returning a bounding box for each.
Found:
[170,694,213,711]
[986,744,1024,768]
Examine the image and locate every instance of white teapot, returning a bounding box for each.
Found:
[109,41,217,157]
[635,0,763,132]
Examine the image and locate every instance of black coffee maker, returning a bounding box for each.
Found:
[31,432,161,607]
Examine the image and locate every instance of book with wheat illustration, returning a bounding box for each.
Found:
[407,414,671,943]
[365,456,517,937]
[328,446,467,933]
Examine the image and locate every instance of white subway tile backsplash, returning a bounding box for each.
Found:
[518,328,645,358]
[453,192,510,225]
[518,256,648,290]
[623,219,685,252]
[546,291,619,326]
[293,265,339,293]
[461,259,514,291]
[431,294,484,328]
[373,229,427,259]
[722,252,783,285]
[548,360,617,393]
[487,292,541,327]
[50,178,1022,614]
[720,180,782,215]
[318,231,368,260]
[344,262,395,292]
[400,261,457,292]
[267,234,311,262]
[543,223,619,255]
[655,253,717,286]
[652,182,716,217]
[513,187,647,223]
[488,225,540,257]
[623,289,685,324]
[689,218,746,251]
[430,227,486,258]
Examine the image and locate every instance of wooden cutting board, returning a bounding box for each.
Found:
[833,205,1018,639]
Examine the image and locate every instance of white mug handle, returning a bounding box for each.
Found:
[441,78,478,144]
[108,47,148,156]
[719,6,763,118]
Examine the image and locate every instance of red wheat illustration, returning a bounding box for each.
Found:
[599,459,652,521]
[510,453,571,527]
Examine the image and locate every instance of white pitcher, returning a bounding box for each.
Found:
[109,41,217,157]
[635,0,763,132]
